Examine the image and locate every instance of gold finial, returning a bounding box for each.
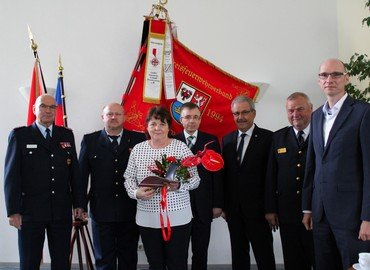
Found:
[58,54,64,72]
[27,25,38,52]
[158,0,168,6]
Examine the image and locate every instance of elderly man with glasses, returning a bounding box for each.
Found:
[222,95,276,270]
[4,94,86,270]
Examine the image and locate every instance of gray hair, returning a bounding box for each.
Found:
[231,95,255,110]
[286,92,313,108]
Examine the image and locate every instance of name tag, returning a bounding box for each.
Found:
[26,144,37,149]
[277,147,287,154]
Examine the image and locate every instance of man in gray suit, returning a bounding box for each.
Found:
[302,58,370,269]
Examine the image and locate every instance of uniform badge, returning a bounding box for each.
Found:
[277,147,287,154]
[60,142,71,148]
[26,144,37,149]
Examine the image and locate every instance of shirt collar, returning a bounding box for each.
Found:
[184,130,198,140]
[105,129,123,139]
[322,93,348,116]
[35,121,53,137]
[293,124,310,136]
[238,123,255,137]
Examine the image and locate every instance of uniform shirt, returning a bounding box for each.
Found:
[322,93,348,146]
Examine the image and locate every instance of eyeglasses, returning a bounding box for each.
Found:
[232,110,254,117]
[106,112,123,117]
[181,115,201,120]
[39,104,57,110]
[318,72,347,80]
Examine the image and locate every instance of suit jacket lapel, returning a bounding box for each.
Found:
[98,130,111,150]
[50,126,61,150]
[117,131,130,155]
[316,109,325,152]
[241,126,259,166]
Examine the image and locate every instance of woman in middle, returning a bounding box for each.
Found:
[124,106,200,270]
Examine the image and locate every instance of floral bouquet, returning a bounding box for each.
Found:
[141,142,224,241]
[149,154,191,183]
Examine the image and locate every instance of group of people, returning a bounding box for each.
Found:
[4,58,370,270]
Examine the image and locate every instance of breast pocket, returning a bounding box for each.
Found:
[21,147,40,171]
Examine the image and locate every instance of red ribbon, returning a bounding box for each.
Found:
[159,186,172,241]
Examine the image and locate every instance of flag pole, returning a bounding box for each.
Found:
[27,25,47,94]
[58,55,68,127]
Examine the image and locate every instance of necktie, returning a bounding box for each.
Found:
[187,135,194,149]
[237,133,246,165]
[45,128,51,146]
[297,130,305,147]
[109,135,119,153]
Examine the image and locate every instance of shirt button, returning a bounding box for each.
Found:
[296,191,300,194]
[116,182,119,185]
[52,178,55,181]
[297,163,301,167]
[115,170,118,173]
[29,151,33,154]
[296,177,300,181]
[52,191,55,194]
[298,151,302,154]
[115,159,118,162]
[115,194,119,197]
[51,154,54,157]
[93,155,97,159]
[51,166,55,169]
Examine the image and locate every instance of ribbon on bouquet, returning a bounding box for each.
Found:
[159,186,172,241]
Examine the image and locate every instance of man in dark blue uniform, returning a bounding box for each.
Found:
[79,103,146,270]
[4,94,85,270]
[265,92,314,270]
[174,102,223,270]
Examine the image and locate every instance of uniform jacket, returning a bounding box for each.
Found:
[4,123,85,221]
[79,129,146,222]
[302,95,370,230]
[222,125,273,218]
[265,126,308,224]
[174,131,224,223]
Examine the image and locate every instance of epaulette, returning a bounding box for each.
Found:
[274,126,290,134]
[13,126,26,131]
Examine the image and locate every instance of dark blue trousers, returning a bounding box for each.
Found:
[18,219,72,270]
[92,219,139,270]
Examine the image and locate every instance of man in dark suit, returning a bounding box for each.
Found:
[174,102,223,270]
[79,103,146,270]
[302,59,370,269]
[222,95,276,270]
[265,92,314,270]
[4,94,85,270]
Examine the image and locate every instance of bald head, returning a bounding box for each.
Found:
[33,94,57,127]
[101,103,125,134]
[318,58,349,102]
[319,58,347,73]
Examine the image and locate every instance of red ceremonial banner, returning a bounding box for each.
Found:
[123,20,259,140]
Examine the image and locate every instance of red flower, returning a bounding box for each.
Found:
[166,156,177,163]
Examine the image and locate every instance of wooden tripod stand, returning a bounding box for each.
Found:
[69,219,95,270]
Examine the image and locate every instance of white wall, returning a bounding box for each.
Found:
[0,0,339,264]
[338,0,370,89]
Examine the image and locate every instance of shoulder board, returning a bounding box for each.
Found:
[13,126,26,131]
[275,126,290,133]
